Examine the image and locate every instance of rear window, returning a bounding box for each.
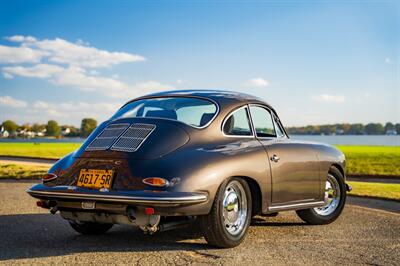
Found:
[111,97,218,128]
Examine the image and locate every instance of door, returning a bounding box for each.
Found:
[249,105,320,204]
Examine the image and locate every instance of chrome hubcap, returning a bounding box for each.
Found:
[314,174,341,216]
[222,180,247,236]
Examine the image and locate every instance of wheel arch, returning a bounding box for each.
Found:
[330,163,345,180]
[231,175,263,216]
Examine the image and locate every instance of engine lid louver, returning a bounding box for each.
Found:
[85,123,155,152]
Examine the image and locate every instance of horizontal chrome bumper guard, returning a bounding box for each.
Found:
[27,189,208,205]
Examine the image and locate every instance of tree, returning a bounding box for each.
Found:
[32,123,46,133]
[365,123,384,135]
[384,122,394,132]
[396,124,400,135]
[46,120,61,137]
[2,120,19,133]
[348,124,364,135]
[80,118,97,137]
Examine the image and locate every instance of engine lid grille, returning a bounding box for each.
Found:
[111,123,156,152]
[85,123,155,152]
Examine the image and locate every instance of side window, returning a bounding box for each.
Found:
[274,117,285,138]
[249,106,276,137]
[223,107,252,136]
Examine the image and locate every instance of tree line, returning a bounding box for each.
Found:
[1,118,97,138]
[1,119,399,137]
[286,122,399,135]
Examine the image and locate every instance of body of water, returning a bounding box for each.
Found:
[291,135,400,146]
[0,135,399,146]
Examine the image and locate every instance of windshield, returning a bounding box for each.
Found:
[111,97,218,128]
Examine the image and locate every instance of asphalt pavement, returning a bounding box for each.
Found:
[0,181,399,265]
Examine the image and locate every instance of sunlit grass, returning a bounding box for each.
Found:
[336,146,400,177]
[0,163,49,179]
[348,181,400,201]
[0,143,80,159]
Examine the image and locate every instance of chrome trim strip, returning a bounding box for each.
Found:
[249,103,288,139]
[26,189,208,205]
[268,201,325,211]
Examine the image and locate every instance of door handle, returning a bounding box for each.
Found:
[270,154,280,162]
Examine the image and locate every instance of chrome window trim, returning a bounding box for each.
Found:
[272,113,287,139]
[114,96,220,130]
[248,103,288,140]
[221,105,255,138]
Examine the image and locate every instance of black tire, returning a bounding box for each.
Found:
[199,177,252,248]
[69,221,113,235]
[296,166,346,225]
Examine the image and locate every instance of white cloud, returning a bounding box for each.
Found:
[2,35,145,68]
[0,35,173,98]
[6,35,37,43]
[0,95,27,108]
[245,78,269,87]
[176,79,183,84]
[2,63,173,98]
[2,72,13,79]
[3,64,64,78]
[312,94,345,103]
[385,57,392,64]
[31,100,123,123]
[0,45,47,64]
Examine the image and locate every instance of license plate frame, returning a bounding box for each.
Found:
[77,169,114,189]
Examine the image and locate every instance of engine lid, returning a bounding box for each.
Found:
[76,118,190,160]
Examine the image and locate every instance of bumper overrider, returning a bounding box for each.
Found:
[27,184,208,207]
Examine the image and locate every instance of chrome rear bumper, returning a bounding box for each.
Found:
[27,184,208,206]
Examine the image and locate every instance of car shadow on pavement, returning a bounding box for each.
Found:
[0,213,307,261]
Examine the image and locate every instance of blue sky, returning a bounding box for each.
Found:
[0,0,398,127]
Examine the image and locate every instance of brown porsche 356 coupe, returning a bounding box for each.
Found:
[27,90,351,248]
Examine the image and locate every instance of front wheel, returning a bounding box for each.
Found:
[296,166,346,225]
[199,177,252,248]
[69,221,113,235]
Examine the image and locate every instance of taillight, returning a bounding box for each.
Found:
[42,173,58,182]
[142,177,169,187]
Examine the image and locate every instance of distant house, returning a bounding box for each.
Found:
[386,129,397,135]
[0,126,9,138]
[61,127,71,136]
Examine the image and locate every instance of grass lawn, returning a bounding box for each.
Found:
[336,146,400,177]
[348,181,400,201]
[0,142,80,159]
[0,163,49,179]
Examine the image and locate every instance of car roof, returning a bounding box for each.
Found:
[133,89,275,113]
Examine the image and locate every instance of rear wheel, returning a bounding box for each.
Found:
[296,167,346,225]
[199,177,252,248]
[69,221,113,235]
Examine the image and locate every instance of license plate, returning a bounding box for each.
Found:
[77,169,114,189]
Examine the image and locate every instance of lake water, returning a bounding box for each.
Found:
[291,135,400,146]
[0,135,399,146]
